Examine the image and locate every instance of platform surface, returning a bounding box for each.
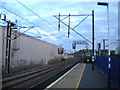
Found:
[47,63,109,89]
[79,64,108,88]
[47,63,86,88]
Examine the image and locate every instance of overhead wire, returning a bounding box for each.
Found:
[17,0,92,42]
[0,2,84,49]
[0,6,73,50]
[15,0,68,38]
[0,6,45,35]
[12,26,35,40]
[54,15,92,44]
[73,15,89,29]
[0,6,62,39]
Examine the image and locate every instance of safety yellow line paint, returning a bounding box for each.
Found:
[75,64,86,89]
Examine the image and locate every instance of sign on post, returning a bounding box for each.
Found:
[58,48,64,54]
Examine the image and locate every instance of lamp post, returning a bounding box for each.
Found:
[97,2,111,88]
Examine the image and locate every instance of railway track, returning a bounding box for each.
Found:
[2,58,79,89]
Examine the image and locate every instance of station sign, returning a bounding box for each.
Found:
[58,48,64,54]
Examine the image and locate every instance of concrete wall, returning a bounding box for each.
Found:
[11,33,61,67]
[0,26,62,69]
[0,26,6,71]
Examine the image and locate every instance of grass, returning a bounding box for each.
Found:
[2,63,43,74]
[2,57,75,74]
[48,57,66,64]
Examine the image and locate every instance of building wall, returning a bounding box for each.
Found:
[11,33,61,67]
[0,26,6,70]
[0,26,62,68]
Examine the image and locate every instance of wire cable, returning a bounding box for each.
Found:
[54,16,92,44]
[15,0,68,38]
[16,0,57,30]
[0,5,77,47]
[0,6,61,39]
[73,15,89,29]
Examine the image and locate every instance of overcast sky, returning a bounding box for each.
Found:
[0,0,119,52]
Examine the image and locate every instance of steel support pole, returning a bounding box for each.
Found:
[103,39,105,50]
[5,22,10,74]
[92,10,94,71]
[7,26,12,74]
[107,5,111,88]
[68,13,70,38]
[58,13,60,31]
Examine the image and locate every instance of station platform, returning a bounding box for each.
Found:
[46,63,109,88]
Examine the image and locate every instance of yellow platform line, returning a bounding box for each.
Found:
[76,64,86,89]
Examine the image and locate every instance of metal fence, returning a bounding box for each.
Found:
[95,56,120,88]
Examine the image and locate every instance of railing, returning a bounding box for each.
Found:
[94,56,120,88]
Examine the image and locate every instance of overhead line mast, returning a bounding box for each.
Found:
[53,10,95,70]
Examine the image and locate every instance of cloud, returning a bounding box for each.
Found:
[22,11,29,16]
[26,16,38,22]
[95,17,107,21]
[20,27,59,37]
[2,0,119,2]
[1,1,118,50]
[42,36,57,40]
[19,27,59,41]
[63,17,80,23]
[99,29,108,33]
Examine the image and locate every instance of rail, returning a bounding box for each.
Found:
[2,59,79,89]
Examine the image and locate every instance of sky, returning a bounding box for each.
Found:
[0,0,119,52]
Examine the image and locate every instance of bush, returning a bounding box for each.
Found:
[61,57,66,61]
[48,57,66,64]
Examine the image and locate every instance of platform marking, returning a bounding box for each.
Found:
[46,63,79,89]
[76,64,86,89]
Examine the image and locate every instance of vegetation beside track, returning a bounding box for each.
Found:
[48,57,66,64]
[2,56,76,75]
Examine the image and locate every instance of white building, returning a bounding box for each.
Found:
[0,25,63,69]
